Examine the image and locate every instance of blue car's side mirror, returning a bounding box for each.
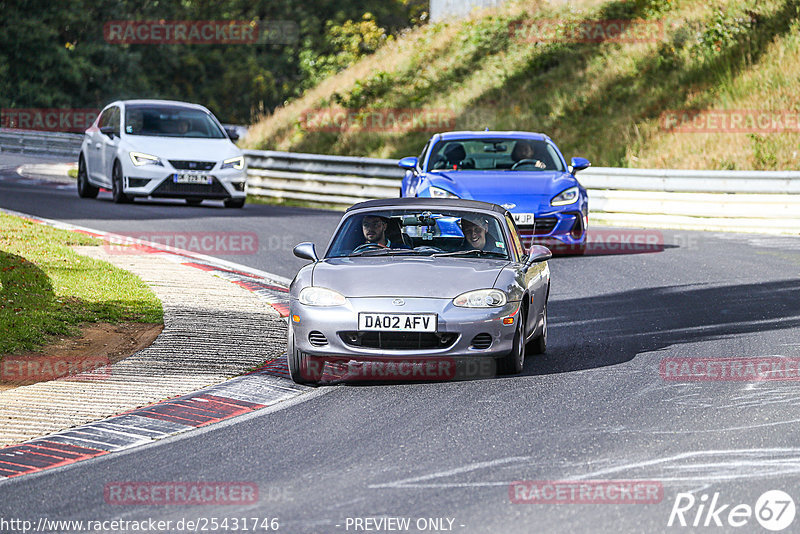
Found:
[398,156,418,171]
[570,157,591,173]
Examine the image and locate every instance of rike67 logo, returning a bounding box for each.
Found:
[668,490,795,531]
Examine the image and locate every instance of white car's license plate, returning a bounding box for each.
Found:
[513,213,535,225]
[174,174,212,184]
[358,313,437,332]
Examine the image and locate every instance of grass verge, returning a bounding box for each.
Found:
[0,213,163,355]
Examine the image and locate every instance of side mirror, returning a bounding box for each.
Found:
[570,156,591,174]
[398,156,418,171]
[225,127,240,142]
[525,245,552,264]
[293,242,319,262]
[100,126,117,138]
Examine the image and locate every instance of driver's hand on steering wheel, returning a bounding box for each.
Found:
[534,160,546,169]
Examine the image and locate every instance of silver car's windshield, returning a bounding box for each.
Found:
[327,209,510,259]
[124,105,226,139]
[427,138,564,172]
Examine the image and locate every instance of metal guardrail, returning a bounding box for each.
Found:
[2,130,799,234]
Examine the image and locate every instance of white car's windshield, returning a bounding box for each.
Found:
[428,138,564,172]
[124,105,226,139]
[327,209,510,259]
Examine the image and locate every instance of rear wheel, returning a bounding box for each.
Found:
[528,304,547,355]
[498,309,526,375]
[76,155,98,199]
[111,161,131,204]
[224,197,246,209]
[185,198,203,206]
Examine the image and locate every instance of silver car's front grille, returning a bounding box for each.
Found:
[308,331,328,346]
[339,332,457,350]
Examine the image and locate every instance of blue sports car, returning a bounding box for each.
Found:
[399,131,591,253]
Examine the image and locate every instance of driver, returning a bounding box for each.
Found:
[361,215,391,247]
[461,215,504,253]
[511,140,546,169]
[176,119,190,135]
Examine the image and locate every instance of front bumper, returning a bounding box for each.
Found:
[121,162,247,200]
[290,297,520,358]
[517,209,587,252]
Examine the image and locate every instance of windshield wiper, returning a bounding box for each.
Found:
[432,250,508,258]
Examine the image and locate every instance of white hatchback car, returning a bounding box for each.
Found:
[78,99,247,208]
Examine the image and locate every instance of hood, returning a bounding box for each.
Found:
[122,136,241,162]
[312,256,510,298]
[425,171,578,211]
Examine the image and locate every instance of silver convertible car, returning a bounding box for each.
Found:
[287,198,551,385]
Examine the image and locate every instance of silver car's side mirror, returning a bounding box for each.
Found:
[525,245,552,264]
[293,242,319,262]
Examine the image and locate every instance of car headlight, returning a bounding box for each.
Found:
[551,186,579,206]
[429,186,459,199]
[299,287,347,307]
[129,152,163,167]
[221,156,244,170]
[453,289,507,308]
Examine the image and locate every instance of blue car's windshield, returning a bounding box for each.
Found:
[327,209,511,259]
[427,138,564,172]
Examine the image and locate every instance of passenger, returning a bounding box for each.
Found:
[460,215,503,253]
[511,140,546,169]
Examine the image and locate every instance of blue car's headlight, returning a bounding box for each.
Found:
[453,289,507,308]
[429,186,459,199]
[299,287,347,307]
[551,186,579,206]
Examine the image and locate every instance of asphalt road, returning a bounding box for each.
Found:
[3,154,800,533]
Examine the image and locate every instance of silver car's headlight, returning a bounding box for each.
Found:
[221,156,244,170]
[299,287,347,307]
[129,152,163,167]
[551,186,579,206]
[429,186,459,199]
[453,289,507,308]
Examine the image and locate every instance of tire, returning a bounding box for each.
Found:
[287,334,318,386]
[224,197,246,209]
[111,161,131,204]
[528,304,547,355]
[185,198,203,206]
[76,155,99,199]
[498,309,526,375]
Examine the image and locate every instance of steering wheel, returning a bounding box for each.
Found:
[352,243,387,254]
[511,159,544,170]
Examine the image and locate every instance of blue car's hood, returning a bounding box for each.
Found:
[425,171,578,211]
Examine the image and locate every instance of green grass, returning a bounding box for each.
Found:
[67,168,78,178]
[0,213,163,355]
[245,0,800,170]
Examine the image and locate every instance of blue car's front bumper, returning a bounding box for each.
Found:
[516,208,587,253]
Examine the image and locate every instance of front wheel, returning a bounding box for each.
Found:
[224,197,245,209]
[287,334,318,386]
[77,155,99,199]
[498,309,526,375]
[111,161,131,204]
[528,304,547,355]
